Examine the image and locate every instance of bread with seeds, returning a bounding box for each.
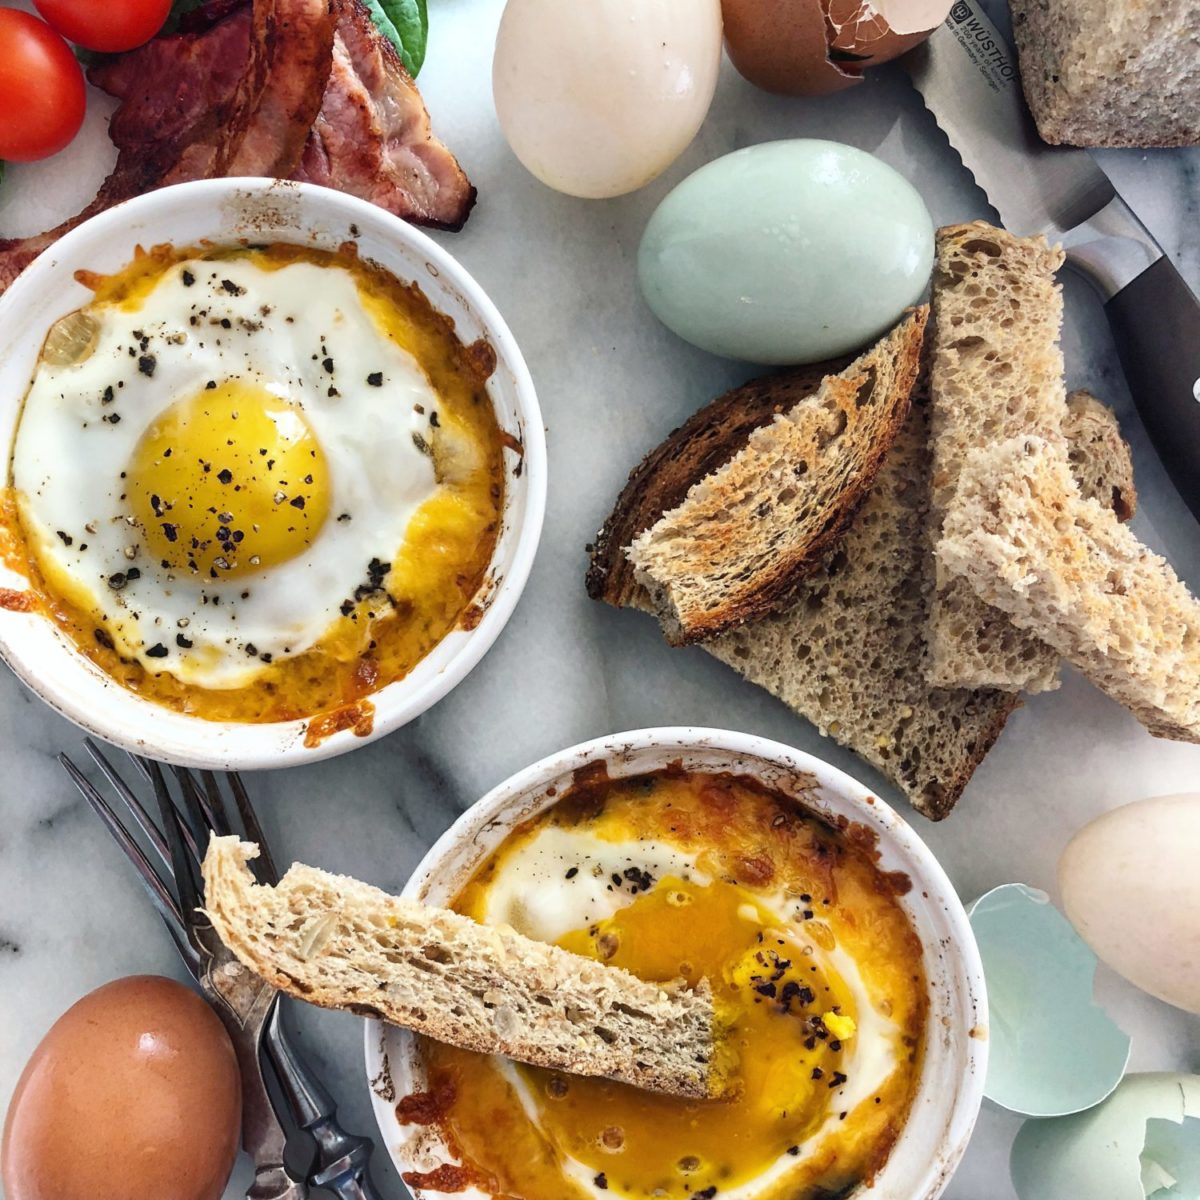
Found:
[202,837,721,1098]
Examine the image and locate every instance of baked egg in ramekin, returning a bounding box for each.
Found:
[366,728,987,1200]
[0,179,544,767]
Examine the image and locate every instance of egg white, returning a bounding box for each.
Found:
[11,257,438,689]
[471,823,903,1200]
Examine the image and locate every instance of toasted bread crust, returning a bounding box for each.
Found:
[926,222,1067,694]
[705,389,1021,820]
[626,311,927,645]
[1064,390,1137,522]
[941,437,1200,741]
[586,360,836,608]
[1011,0,1200,147]
[592,312,928,646]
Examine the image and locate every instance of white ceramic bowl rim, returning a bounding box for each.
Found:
[0,178,546,769]
[364,726,988,1200]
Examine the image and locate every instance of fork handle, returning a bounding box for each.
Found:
[265,1007,385,1200]
[308,1136,381,1200]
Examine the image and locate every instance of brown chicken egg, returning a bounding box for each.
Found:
[722,0,954,96]
[1,976,241,1200]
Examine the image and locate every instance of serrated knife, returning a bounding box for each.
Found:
[903,0,1200,520]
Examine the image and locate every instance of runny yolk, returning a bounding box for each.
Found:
[521,877,860,1199]
[127,382,330,579]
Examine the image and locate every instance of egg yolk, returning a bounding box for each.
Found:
[127,383,330,579]
[521,877,859,1199]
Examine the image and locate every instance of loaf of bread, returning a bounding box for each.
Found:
[202,837,721,1098]
[1011,0,1200,147]
[625,310,926,645]
[926,222,1067,695]
[940,437,1200,742]
[1063,390,1137,522]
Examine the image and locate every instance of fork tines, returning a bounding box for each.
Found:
[59,741,279,957]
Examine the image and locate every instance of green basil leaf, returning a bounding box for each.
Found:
[381,0,428,75]
[363,0,429,77]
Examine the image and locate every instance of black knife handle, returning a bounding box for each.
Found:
[1105,255,1200,520]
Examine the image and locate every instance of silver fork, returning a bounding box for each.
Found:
[60,740,383,1200]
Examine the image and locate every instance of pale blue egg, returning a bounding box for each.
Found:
[637,140,935,364]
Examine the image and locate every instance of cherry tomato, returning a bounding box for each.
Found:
[34,0,172,52]
[0,9,86,162]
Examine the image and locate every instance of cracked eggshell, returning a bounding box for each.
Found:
[1010,1073,1200,1200]
[967,884,1131,1118]
[722,0,953,97]
[1059,793,1200,1015]
[492,0,723,199]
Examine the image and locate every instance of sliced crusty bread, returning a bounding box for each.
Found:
[588,360,1137,819]
[624,310,927,645]
[927,222,1067,695]
[940,437,1200,742]
[1011,0,1200,148]
[705,392,1018,820]
[1064,390,1137,522]
[588,359,836,609]
[202,837,720,1098]
[591,370,1020,820]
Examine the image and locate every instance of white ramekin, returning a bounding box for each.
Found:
[0,178,545,768]
[364,727,988,1200]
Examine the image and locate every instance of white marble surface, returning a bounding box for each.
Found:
[1,2,1199,1198]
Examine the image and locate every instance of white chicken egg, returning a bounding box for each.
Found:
[10,255,438,689]
[492,0,723,199]
[1058,794,1200,1015]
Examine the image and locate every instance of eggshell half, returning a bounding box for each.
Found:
[826,0,950,64]
[722,0,952,97]
[723,0,859,97]
[869,0,955,35]
[1059,793,1200,1015]
[1010,1072,1200,1200]
[967,884,1131,1118]
[493,0,723,198]
[1,976,241,1200]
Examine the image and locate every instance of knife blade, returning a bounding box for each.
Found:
[903,0,1200,521]
[903,1,1113,238]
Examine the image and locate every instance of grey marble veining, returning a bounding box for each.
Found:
[1,2,1199,1198]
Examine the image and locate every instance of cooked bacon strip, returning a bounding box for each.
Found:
[294,0,475,230]
[0,7,251,292]
[215,0,337,177]
[0,0,336,294]
[0,0,473,294]
[95,5,253,186]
